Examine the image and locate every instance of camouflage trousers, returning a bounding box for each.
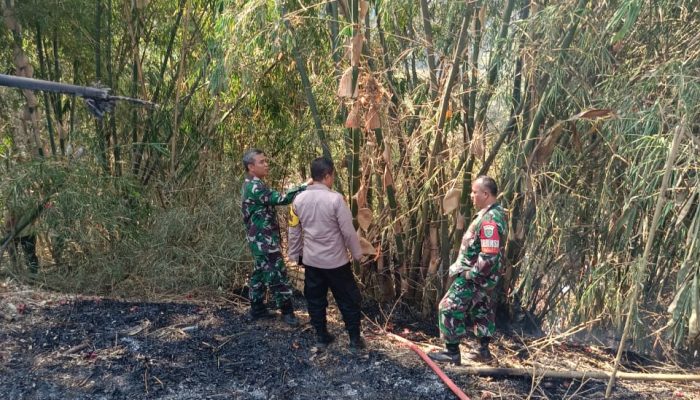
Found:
[438,274,496,344]
[248,251,294,307]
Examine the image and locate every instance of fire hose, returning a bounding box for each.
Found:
[386,333,470,400]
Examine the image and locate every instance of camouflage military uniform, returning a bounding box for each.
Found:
[439,203,507,344]
[241,176,306,307]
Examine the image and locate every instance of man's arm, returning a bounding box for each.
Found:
[466,218,504,278]
[247,179,306,206]
[287,205,303,263]
[335,196,363,261]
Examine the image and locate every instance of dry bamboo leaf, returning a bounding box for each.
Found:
[531,123,565,166]
[359,0,369,20]
[356,183,368,209]
[345,102,361,128]
[456,212,465,230]
[443,188,461,214]
[393,219,403,234]
[359,236,375,255]
[383,166,394,188]
[570,109,615,120]
[470,128,485,158]
[365,106,381,131]
[358,208,372,231]
[351,33,363,66]
[337,67,355,98]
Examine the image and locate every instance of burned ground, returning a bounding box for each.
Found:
[0,281,697,399]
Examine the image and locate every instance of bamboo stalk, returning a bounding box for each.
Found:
[277,1,332,160]
[35,23,57,156]
[419,0,438,99]
[605,123,685,397]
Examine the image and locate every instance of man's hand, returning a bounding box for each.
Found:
[305,178,313,186]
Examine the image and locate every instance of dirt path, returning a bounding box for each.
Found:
[1,281,697,399]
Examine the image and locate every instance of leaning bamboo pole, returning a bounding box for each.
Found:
[605,123,685,398]
[277,1,332,161]
[459,366,700,382]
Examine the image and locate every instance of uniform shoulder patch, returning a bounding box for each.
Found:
[288,206,300,227]
[479,220,500,255]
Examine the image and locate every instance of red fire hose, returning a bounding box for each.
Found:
[386,333,471,400]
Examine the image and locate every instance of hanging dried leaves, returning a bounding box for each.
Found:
[345,102,361,128]
[443,188,461,214]
[358,208,372,231]
[337,67,357,98]
[383,165,394,188]
[359,236,375,255]
[531,122,565,166]
[351,33,363,66]
[365,106,381,131]
[456,212,465,230]
[570,109,615,120]
[470,126,485,158]
[359,0,369,20]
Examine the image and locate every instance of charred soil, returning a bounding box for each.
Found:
[1,281,698,399]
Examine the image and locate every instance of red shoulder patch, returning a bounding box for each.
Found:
[479,221,500,255]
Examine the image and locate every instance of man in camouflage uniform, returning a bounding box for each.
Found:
[428,176,507,365]
[241,148,310,326]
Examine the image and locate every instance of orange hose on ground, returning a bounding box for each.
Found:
[386,333,471,400]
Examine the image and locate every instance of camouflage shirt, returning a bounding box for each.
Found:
[449,203,507,288]
[241,176,306,255]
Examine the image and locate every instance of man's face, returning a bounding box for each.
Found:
[470,181,489,210]
[248,153,269,178]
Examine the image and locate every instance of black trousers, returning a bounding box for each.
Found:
[303,262,362,336]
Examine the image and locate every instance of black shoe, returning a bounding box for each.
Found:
[281,312,300,327]
[464,346,494,364]
[249,302,275,321]
[428,344,461,365]
[349,335,366,350]
[316,331,336,347]
[280,299,299,327]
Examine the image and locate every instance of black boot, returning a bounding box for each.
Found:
[249,301,275,321]
[280,299,300,327]
[428,343,461,365]
[465,337,494,363]
[348,331,366,350]
[316,328,336,347]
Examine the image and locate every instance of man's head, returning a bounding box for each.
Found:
[470,175,498,210]
[310,157,335,187]
[242,148,269,179]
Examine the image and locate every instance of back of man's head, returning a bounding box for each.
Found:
[310,157,334,182]
[242,148,264,173]
[476,175,498,197]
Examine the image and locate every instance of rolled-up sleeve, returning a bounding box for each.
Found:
[335,196,363,261]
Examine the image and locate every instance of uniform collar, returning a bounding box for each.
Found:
[307,182,331,191]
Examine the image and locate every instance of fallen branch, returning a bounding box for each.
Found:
[63,342,90,356]
[456,365,700,382]
[386,333,471,400]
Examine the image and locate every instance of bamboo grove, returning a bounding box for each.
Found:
[1,0,699,354]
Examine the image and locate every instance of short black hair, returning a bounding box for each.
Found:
[475,175,498,196]
[310,157,335,181]
[242,148,264,172]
